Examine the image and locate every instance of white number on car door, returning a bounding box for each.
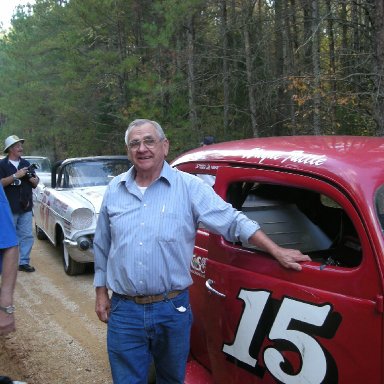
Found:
[223,289,340,383]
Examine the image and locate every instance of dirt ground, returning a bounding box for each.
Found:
[0,234,112,384]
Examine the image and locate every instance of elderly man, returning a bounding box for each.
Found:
[0,135,39,272]
[93,119,310,384]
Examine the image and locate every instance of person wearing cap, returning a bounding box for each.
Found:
[0,135,39,273]
[0,183,18,335]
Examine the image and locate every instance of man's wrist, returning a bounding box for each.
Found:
[0,305,15,314]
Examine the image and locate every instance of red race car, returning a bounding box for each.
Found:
[171,136,384,384]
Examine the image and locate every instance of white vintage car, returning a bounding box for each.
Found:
[33,156,131,275]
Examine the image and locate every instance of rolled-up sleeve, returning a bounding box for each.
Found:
[233,213,260,243]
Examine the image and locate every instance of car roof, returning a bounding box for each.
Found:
[24,156,49,159]
[59,155,129,165]
[172,135,384,196]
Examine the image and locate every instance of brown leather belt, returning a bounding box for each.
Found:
[113,290,184,305]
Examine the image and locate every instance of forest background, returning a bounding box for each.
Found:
[0,0,383,161]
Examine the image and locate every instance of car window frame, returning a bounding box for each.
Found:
[199,165,380,299]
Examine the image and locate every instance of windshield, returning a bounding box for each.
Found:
[375,185,384,231]
[60,159,130,188]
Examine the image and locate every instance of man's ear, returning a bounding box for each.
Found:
[126,145,132,160]
[163,139,170,157]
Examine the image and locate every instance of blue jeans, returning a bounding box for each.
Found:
[108,290,192,384]
[13,211,34,266]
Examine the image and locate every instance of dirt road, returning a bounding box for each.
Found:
[0,235,112,384]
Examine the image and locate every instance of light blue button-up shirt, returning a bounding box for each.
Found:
[93,161,260,296]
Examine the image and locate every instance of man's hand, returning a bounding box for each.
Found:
[248,229,311,271]
[95,287,110,323]
[15,167,28,179]
[0,312,15,336]
[272,247,311,271]
[29,175,40,188]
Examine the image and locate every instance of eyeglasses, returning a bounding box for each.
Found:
[128,137,160,150]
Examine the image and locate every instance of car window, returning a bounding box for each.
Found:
[375,184,384,231]
[227,182,362,268]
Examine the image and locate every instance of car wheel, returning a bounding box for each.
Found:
[35,224,47,240]
[58,231,86,276]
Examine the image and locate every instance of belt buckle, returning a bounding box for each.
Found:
[132,290,182,305]
[134,295,159,304]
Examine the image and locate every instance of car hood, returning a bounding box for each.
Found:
[67,186,107,214]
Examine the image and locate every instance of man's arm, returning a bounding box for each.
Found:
[0,246,18,335]
[248,229,311,271]
[93,192,112,324]
[0,167,29,187]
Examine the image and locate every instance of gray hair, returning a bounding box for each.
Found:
[124,119,166,145]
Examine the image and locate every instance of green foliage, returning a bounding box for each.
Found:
[0,0,382,163]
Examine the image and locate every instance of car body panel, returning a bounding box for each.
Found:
[36,186,104,245]
[34,156,131,274]
[171,136,384,384]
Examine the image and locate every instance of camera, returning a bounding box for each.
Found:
[25,163,39,179]
[12,163,39,186]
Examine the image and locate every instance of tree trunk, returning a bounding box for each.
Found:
[241,0,258,137]
[244,24,258,137]
[274,0,285,135]
[372,0,384,135]
[221,0,229,135]
[326,0,337,132]
[186,14,198,133]
[288,0,298,132]
[311,0,321,135]
[302,0,313,72]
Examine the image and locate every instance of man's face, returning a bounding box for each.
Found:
[126,123,169,175]
[8,142,23,158]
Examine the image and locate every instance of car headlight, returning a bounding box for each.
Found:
[71,208,93,230]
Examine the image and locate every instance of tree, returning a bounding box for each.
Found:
[371,0,384,135]
[0,0,382,161]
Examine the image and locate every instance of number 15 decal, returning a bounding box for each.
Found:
[223,290,341,383]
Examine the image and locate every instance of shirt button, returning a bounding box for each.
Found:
[139,242,143,246]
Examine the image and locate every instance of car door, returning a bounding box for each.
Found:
[34,164,66,243]
[201,166,383,384]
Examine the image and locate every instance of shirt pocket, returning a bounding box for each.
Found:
[156,212,181,242]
